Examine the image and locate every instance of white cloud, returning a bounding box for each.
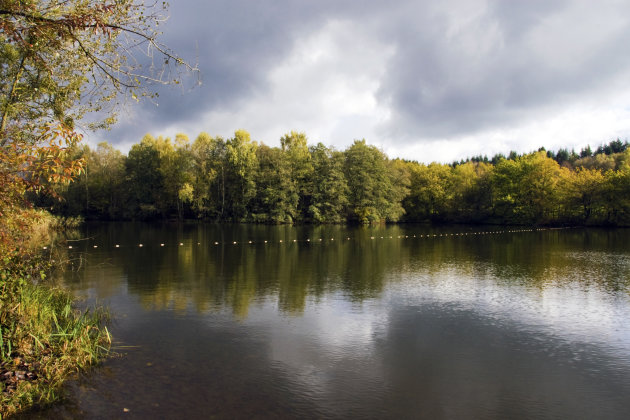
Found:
[87,0,630,163]
[381,95,630,164]
[179,19,394,148]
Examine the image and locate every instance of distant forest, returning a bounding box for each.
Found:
[34,132,630,226]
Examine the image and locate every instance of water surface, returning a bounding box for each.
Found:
[38,224,630,418]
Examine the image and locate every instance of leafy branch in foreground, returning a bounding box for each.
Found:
[0,123,85,217]
[0,0,198,144]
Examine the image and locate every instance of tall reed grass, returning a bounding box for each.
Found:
[0,209,109,418]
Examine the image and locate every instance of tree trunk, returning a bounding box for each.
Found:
[0,55,26,145]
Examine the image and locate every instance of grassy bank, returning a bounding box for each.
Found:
[0,209,110,418]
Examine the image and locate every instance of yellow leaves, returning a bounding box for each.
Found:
[178,183,194,203]
[0,122,85,211]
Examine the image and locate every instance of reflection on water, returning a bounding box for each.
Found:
[34,224,630,419]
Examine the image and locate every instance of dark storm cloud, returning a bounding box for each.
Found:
[100,0,630,149]
[376,0,630,139]
[105,0,384,143]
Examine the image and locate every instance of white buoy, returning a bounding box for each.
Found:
[93,245,98,248]
[179,243,184,246]
[139,244,143,247]
[43,246,47,250]
[214,242,219,245]
[160,243,164,247]
[68,245,72,249]
[115,245,120,248]
[264,240,268,243]
[248,241,252,244]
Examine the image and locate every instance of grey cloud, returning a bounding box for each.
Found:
[376,0,630,139]
[112,0,385,140]
[99,0,630,149]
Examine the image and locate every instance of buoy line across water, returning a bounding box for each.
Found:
[45,227,575,250]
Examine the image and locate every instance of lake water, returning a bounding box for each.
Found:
[36,223,630,419]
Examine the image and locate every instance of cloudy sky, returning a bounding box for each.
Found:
[89,0,630,163]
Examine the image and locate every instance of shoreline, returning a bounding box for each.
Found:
[0,211,110,418]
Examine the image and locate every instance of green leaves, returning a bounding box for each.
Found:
[344,140,408,224]
[0,0,196,142]
[309,143,348,223]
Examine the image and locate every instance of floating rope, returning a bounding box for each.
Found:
[43,227,575,250]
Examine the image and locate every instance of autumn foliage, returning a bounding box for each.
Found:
[0,124,84,215]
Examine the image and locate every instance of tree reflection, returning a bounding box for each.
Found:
[61,224,630,317]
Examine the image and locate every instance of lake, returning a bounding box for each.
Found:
[36,223,630,419]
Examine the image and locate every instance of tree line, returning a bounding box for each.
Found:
[37,134,630,226]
